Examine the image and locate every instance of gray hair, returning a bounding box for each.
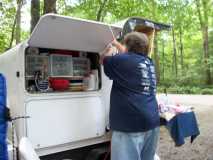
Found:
[124,32,149,55]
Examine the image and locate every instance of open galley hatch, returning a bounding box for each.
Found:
[25,48,102,93]
[25,14,122,93]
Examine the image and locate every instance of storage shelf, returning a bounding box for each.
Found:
[50,76,84,80]
[26,76,84,80]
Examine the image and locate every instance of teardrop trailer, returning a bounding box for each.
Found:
[0,14,171,160]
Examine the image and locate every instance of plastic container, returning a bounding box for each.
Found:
[72,57,90,76]
[26,55,49,77]
[49,54,73,77]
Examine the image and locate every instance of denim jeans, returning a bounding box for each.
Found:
[111,127,159,160]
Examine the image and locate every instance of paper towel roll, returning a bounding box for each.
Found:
[91,69,99,90]
[88,74,96,90]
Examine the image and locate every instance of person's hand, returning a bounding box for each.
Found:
[99,44,114,64]
[111,39,127,53]
[103,43,114,56]
[111,39,119,46]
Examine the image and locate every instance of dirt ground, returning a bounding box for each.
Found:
[158,95,213,160]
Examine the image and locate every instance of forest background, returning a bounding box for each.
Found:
[0,0,213,94]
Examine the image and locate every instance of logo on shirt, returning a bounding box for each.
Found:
[138,60,157,95]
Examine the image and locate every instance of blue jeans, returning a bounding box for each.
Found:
[111,127,159,160]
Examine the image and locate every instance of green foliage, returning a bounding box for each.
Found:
[200,88,213,94]
[209,30,213,78]
[158,85,213,95]
[0,0,16,53]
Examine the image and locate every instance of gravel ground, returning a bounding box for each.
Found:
[158,94,213,160]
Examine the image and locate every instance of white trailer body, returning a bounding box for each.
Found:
[0,14,122,157]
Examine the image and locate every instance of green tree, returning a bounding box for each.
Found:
[195,0,213,84]
[31,0,40,33]
[44,0,57,14]
[0,0,16,52]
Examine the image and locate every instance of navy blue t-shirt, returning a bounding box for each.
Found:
[103,52,160,132]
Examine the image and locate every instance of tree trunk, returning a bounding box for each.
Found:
[179,27,184,75]
[31,0,40,33]
[8,14,17,49]
[202,26,211,84]
[43,0,57,14]
[153,33,160,82]
[96,0,108,21]
[162,39,165,81]
[195,0,212,84]
[9,0,23,48]
[15,0,22,44]
[149,0,160,82]
[172,28,178,78]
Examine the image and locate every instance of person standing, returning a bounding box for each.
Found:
[101,32,160,160]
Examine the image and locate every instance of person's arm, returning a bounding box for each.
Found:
[100,44,115,64]
[111,39,126,53]
[99,44,118,79]
[99,39,126,64]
